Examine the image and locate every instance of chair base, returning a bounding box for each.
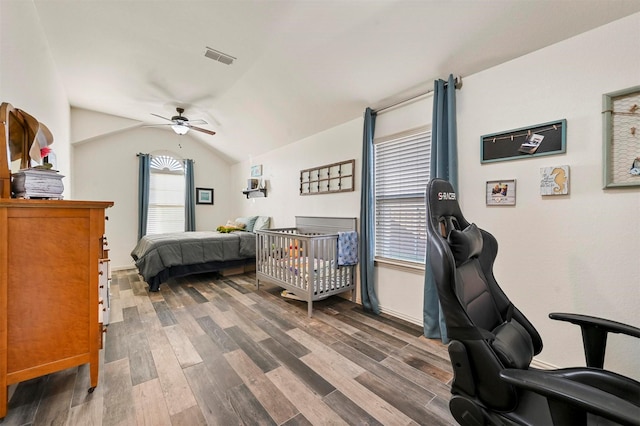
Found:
[450,396,487,426]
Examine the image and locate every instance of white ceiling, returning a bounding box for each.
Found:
[33,0,640,163]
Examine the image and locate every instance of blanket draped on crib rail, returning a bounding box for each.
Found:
[337,231,358,266]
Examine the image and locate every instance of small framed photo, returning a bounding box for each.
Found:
[486,180,516,206]
[196,187,214,205]
[250,164,263,177]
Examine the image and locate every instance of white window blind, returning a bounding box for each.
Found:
[147,156,185,235]
[374,129,431,263]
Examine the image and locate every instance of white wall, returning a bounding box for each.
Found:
[456,13,640,378]
[72,113,233,269]
[231,14,640,379]
[0,1,70,188]
[229,119,363,226]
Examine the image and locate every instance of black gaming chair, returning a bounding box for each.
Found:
[426,178,640,426]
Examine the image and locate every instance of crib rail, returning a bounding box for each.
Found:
[256,227,356,317]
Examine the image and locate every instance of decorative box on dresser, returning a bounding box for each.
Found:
[0,198,113,418]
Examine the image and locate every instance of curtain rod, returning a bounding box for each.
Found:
[373,75,462,114]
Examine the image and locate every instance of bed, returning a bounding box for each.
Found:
[255,216,358,317]
[131,216,269,291]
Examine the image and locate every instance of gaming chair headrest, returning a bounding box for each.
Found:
[427,178,469,229]
[448,223,483,266]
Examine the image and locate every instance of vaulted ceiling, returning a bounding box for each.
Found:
[33,0,640,163]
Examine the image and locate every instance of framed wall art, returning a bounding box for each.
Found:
[481,119,567,163]
[300,159,355,195]
[540,165,570,195]
[250,164,263,177]
[196,187,214,205]
[486,180,516,206]
[602,85,640,188]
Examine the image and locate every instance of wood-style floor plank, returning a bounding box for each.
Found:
[182,362,239,425]
[224,349,300,425]
[32,368,75,425]
[150,342,198,417]
[127,330,158,386]
[228,383,277,426]
[163,324,203,368]
[354,371,448,426]
[267,366,347,426]
[3,269,455,425]
[301,352,413,426]
[101,358,136,426]
[323,389,384,426]
[131,378,172,426]
[189,333,244,391]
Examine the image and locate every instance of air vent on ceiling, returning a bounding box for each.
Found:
[204,47,236,65]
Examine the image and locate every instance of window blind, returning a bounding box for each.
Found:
[374,130,431,263]
[147,167,185,235]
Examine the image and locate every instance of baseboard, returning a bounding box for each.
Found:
[531,358,558,370]
[378,305,422,327]
[112,266,137,272]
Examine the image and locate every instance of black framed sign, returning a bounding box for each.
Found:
[196,187,214,205]
[481,119,567,163]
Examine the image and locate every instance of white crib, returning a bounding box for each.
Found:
[255,216,357,317]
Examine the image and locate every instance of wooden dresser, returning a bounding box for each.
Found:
[0,199,113,418]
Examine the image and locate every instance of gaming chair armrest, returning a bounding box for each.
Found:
[549,313,640,368]
[499,369,640,426]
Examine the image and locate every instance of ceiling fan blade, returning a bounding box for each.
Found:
[187,119,207,125]
[188,125,216,136]
[150,113,172,121]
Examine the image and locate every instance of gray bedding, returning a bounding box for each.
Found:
[131,231,256,283]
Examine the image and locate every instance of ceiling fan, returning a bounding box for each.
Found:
[150,107,216,136]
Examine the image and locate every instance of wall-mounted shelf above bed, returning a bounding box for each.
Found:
[242,188,267,199]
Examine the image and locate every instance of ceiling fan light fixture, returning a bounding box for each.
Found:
[171,124,189,135]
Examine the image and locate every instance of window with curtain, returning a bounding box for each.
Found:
[374,127,431,264]
[147,154,186,235]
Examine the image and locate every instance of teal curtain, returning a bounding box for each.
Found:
[359,107,380,314]
[137,153,151,240]
[423,74,458,343]
[185,159,195,231]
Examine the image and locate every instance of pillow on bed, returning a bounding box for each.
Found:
[253,216,270,232]
[217,220,246,233]
[235,216,258,232]
[226,219,246,229]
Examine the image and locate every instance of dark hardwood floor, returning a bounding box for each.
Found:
[2,269,456,425]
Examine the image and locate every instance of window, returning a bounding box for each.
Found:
[374,128,431,264]
[147,155,186,235]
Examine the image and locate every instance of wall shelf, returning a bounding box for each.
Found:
[242,188,267,199]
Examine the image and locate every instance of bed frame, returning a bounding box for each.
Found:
[146,258,255,292]
[256,216,357,317]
